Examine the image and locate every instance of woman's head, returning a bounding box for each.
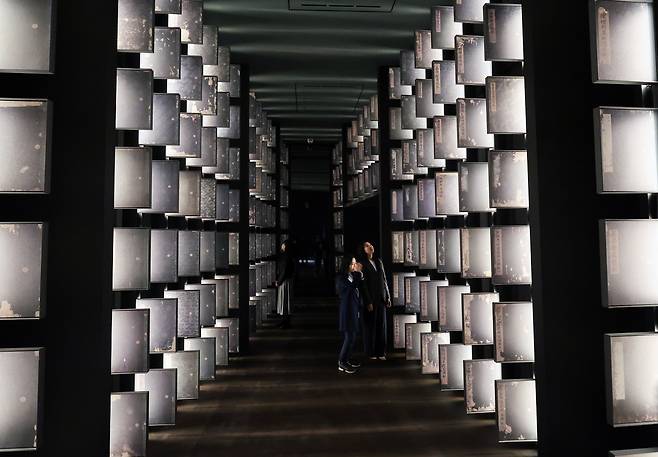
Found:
[340,255,361,274]
[358,241,375,260]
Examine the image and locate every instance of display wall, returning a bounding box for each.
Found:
[377,0,536,448]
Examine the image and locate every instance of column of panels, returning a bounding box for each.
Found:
[0,0,56,451]
[248,93,278,329]
[590,1,658,454]
[111,1,242,454]
[332,143,344,271]
[345,96,381,206]
[386,0,536,446]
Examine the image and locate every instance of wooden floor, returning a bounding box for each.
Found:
[149,303,538,457]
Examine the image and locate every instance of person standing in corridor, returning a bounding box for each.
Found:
[276,240,295,329]
[336,256,364,374]
[357,241,391,360]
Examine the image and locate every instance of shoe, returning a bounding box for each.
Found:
[347,360,362,368]
[338,362,356,374]
[377,356,387,361]
[368,356,377,360]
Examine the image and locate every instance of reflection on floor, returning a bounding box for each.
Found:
[149,301,538,457]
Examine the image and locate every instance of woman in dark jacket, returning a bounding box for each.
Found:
[276,240,294,328]
[336,255,364,374]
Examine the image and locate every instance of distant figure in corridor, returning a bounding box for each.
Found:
[276,240,294,329]
[336,256,364,374]
[357,241,391,360]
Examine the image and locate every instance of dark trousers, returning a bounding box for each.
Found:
[362,304,387,357]
[339,331,357,364]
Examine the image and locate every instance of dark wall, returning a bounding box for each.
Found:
[344,197,381,261]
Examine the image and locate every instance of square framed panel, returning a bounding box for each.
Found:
[217,105,241,139]
[435,171,463,216]
[0,0,55,73]
[109,392,148,457]
[486,76,526,134]
[403,231,419,268]
[167,55,202,101]
[419,279,448,321]
[439,344,472,390]
[215,317,239,353]
[591,0,657,84]
[0,222,47,319]
[455,0,488,23]
[140,160,179,214]
[401,95,428,130]
[391,189,404,221]
[150,229,178,283]
[201,327,229,366]
[171,170,201,217]
[392,232,405,264]
[138,93,180,146]
[594,107,658,193]
[484,4,524,61]
[163,351,200,400]
[188,76,218,116]
[140,27,181,79]
[203,92,230,128]
[605,333,658,426]
[185,283,216,327]
[114,147,152,209]
[393,314,417,349]
[416,79,444,119]
[184,337,216,381]
[462,292,499,345]
[388,67,412,100]
[136,298,177,353]
[438,284,471,332]
[433,60,464,104]
[421,332,450,374]
[164,289,200,338]
[415,30,442,69]
[417,179,437,220]
[405,322,432,361]
[492,225,532,285]
[199,230,217,272]
[431,6,462,49]
[461,227,492,279]
[202,277,230,317]
[188,25,218,65]
[155,0,181,14]
[600,219,658,307]
[168,0,203,44]
[0,99,52,193]
[464,359,502,414]
[402,185,419,221]
[0,348,44,452]
[418,229,438,269]
[116,68,154,130]
[112,228,150,291]
[455,35,491,85]
[166,113,201,158]
[117,0,154,53]
[400,50,426,86]
[389,107,413,140]
[494,302,535,363]
[200,178,217,220]
[437,228,462,274]
[489,150,529,208]
[417,128,444,168]
[177,230,200,277]
[457,98,494,148]
[391,272,415,307]
[187,127,218,168]
[111,309,149,374]
[434,115,466,160]
[458,161,492,213]
[404,275,429,313]
[134,368,177,426]
[495,379,538,442]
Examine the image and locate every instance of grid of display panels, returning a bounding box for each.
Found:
[344,96,381,206]
[384,1,536,446]
[0,0,58,451]
[111,0,246,451]
[591,0,658,451]
[248,92,279,329]
[332,142,344,272]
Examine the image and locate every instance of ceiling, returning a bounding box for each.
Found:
[204,0,447,143]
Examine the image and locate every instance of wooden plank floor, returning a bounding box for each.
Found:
[149,303,538,457]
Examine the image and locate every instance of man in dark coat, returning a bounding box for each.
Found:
[358,241,391,360]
